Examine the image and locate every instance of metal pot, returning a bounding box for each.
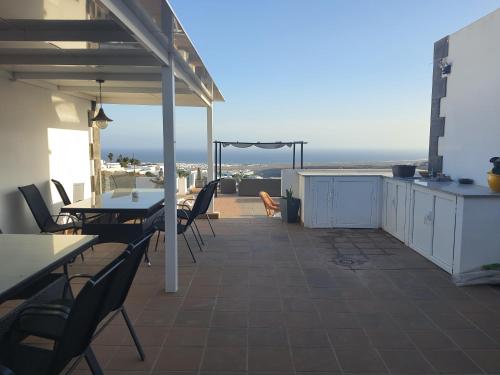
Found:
[392,165,416,178]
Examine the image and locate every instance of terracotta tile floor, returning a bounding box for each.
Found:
[7,204,500,374]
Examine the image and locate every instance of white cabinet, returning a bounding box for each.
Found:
[409,186,456,273]
[332,177,380,228]
[300,176,380,228]
[310,177,334,228]
[382,178,410,242]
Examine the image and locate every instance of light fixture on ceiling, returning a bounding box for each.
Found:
[92,79,113,130]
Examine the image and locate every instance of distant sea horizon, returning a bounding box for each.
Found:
[101,148,428,165]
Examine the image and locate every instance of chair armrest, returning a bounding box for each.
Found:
[13,303,70,340]
[51,213,77,227]
[177,203,192,212]
[63,274,93,297]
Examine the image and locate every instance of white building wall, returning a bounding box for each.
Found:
[0,73,92,233]
[439,9,500,186]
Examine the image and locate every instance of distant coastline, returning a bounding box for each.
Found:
[101,148,428,166]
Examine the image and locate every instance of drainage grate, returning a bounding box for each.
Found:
[331,255,368,266]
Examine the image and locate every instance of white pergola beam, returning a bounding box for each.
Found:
[0,48,160,66]
[207,104,215,213]
[11,72,161,81]
[56,85,192,96]
[0,19,135,42]
[100,0,212,106]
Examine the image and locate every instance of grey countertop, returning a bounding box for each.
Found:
[297,169,500,197]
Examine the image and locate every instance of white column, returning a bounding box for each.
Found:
[206,105,215,213]
[162,56,178,293]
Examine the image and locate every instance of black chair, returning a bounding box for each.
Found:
[50,179,71,206]
[1,251,126,375]
[153,209,199,263]
[18,184,78,234]
[4,232,154,366]
[69,231,154,360]
[179,179,219,243]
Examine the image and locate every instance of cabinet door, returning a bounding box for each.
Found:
[394,183,408,241]
[384,181,397,234]
[311,177,334,228]
[432,195,456,271]
[333,177,379,228]
[410,188,434,255]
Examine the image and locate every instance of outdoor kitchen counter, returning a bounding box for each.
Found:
[296,170,500,197]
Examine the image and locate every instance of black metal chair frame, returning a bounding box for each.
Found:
[18,184,79,235]
[178,179,219,245]
[2,252,127,375]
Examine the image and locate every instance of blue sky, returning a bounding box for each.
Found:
[101,1,500,153]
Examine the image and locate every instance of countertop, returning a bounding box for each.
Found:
[296,169,500,197]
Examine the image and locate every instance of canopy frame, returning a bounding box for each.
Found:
[213,141,306,195]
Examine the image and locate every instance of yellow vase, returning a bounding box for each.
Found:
[487,172,500,192]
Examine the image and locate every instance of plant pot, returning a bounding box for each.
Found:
[487,172,500,192]
[195,179,204,188]
[178,177,188,195]
[280,197,300,223]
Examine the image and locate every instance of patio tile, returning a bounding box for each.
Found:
[154,347,204,371]
[287,328,330,347]
[365,328,415,349]
[211,311,248,328]
[407,330,457,350]
[465,349,500,373]
[249,297,283,311]
[207,328,247,347]
[336,349,387,373]
[422,350,481,374]
[248,347,293,372]
[201,347,247,371]
[248,327,288,347]
[378,349,435,374]
[328,328,371,349]
[174,311,212,327]
[291,347,340,372]
[249,311,284,327]
[181,297,216,311]
[164,327,208,347]
[107,346,161,371]
[445,329,499,349]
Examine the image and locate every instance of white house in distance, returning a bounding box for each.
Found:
[0,0,223,292]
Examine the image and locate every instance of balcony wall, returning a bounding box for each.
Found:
[0,73,92,233]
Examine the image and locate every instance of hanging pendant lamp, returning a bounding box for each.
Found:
[92,79,113,129]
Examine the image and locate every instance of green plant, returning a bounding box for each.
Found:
[285,187,293,200]
[196,167,202,180]
[107,152,113,162]
[490,157,500,175]
[145,171,155,177]
[177,169,190,178]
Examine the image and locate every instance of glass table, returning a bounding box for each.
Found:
[0,234,98,304]
[61,189,164,246]
[61,188,164,217]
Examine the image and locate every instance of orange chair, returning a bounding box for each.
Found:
[259,191,281,217]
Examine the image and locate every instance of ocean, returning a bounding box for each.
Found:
[102,148,427,165]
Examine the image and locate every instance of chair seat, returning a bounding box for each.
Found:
[43,221,77,233]
[2,344,53,375]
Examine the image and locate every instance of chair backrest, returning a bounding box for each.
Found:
[185,183,214,226]
[110,174,136,189]
[196,180,219,215]
[48,254,126,374]
[18,184,55,232]
[51,179,71,206]
[98,231,154,317]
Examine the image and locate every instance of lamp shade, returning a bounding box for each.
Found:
[92,107,113,130]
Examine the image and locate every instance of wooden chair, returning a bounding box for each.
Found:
[259,191,281,217]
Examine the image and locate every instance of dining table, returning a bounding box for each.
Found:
[60,188,165,246]
[0,234,98,304]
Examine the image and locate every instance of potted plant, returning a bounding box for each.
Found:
[488,157,500,192]
[280,187,300,223]
[177,169,190,195]
[195,167,204,188]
